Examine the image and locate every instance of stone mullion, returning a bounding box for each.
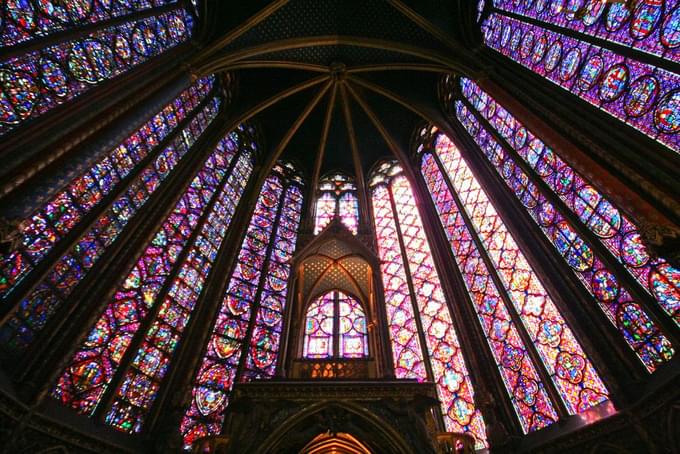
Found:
[276,266,300,377]
[148,161,264,451]
[91,115,244,422]
[443,116,640,405]
[407,156,523,442]
[385,183,437,385]
[429,148,571,419]
[370,265,396,379]
[478,51,680,224]
[340,83,371,234]
[0,84,214,328]
[332,292,340,357]
[233,176,289,382]
[0,44,196,200]
[300,182,317,233]
[21,109,231,405]
[356,179,373,234]
[0,4,182,61]
[458,93,680,351]
[491,8,680,75]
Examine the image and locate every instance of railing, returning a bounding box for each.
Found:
[291,358,375,379]
[436,432,476,454]
[191,435,230,454]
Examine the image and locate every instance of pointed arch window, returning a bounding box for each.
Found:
[370,161,487,447]
[0,2,195,136]
[51,124,258,433]
[481,5,679,153]
[180,162,304,449]
[442,75,677,373]
[416,127,611,428]
[314,173,360,234]
[0,76,220,353]
[303,290,368,359]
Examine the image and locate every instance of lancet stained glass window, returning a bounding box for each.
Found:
[303,290,368,359]
[1,5,194,136]
[370,162,487,447]
[447,76,676,370]
[180,162,304,449]
[1,1,180,47]
[415,128,610,417]
[491,0,679,63]
[104,147,254,433]
[52,125,257,421]
[314,173,360,234]
[481,9,679,153]
[420,147,558,434]
[0,76,218,353]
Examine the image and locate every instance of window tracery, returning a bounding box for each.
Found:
[370,161,487,447]
[51,124,257,433]
[0,76,218,352]
[481,4,679,153]
[303,290,368,359]
[180,162,303,449]
[416,127,611,428]
[1,2,194,136]
[447,76,677,371]
[314,172,360,235]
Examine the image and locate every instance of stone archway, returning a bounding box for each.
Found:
[300,431,373,454]
[220,382,439,454]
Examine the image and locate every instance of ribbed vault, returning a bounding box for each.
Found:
[186,0,484,186]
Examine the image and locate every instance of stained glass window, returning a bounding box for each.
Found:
[303,290,368,359]
[370,162,487,447]
[491,0,679,63]
[1,1,181,47]
[1,6,194,136]
[180,162,304,449]
[0,77,217,353]
[450,76,677,369]
[415,129,611,419]
[314,173,360,235]
[0,77,218,354]
[51,125,257,425]
[481,10,679,153]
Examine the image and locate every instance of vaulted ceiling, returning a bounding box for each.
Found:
[189,0,485,185]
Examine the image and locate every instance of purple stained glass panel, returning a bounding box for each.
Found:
[492,0,679,63]
[180,164,303,449]
[482,13,679,153]
[105,145,253,433]
[0,9,193,136]
[52,125,236,416]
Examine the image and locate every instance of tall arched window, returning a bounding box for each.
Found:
[0,76,219,353]
[180,161,304,449]
[370,161,487,447]
[445,76,677,373]
[0,2,196,136]
[51,124,258,433]
[314,173,360,234]
[416,128,611,428]
[303,290,368,359]
[481,2,679,153]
